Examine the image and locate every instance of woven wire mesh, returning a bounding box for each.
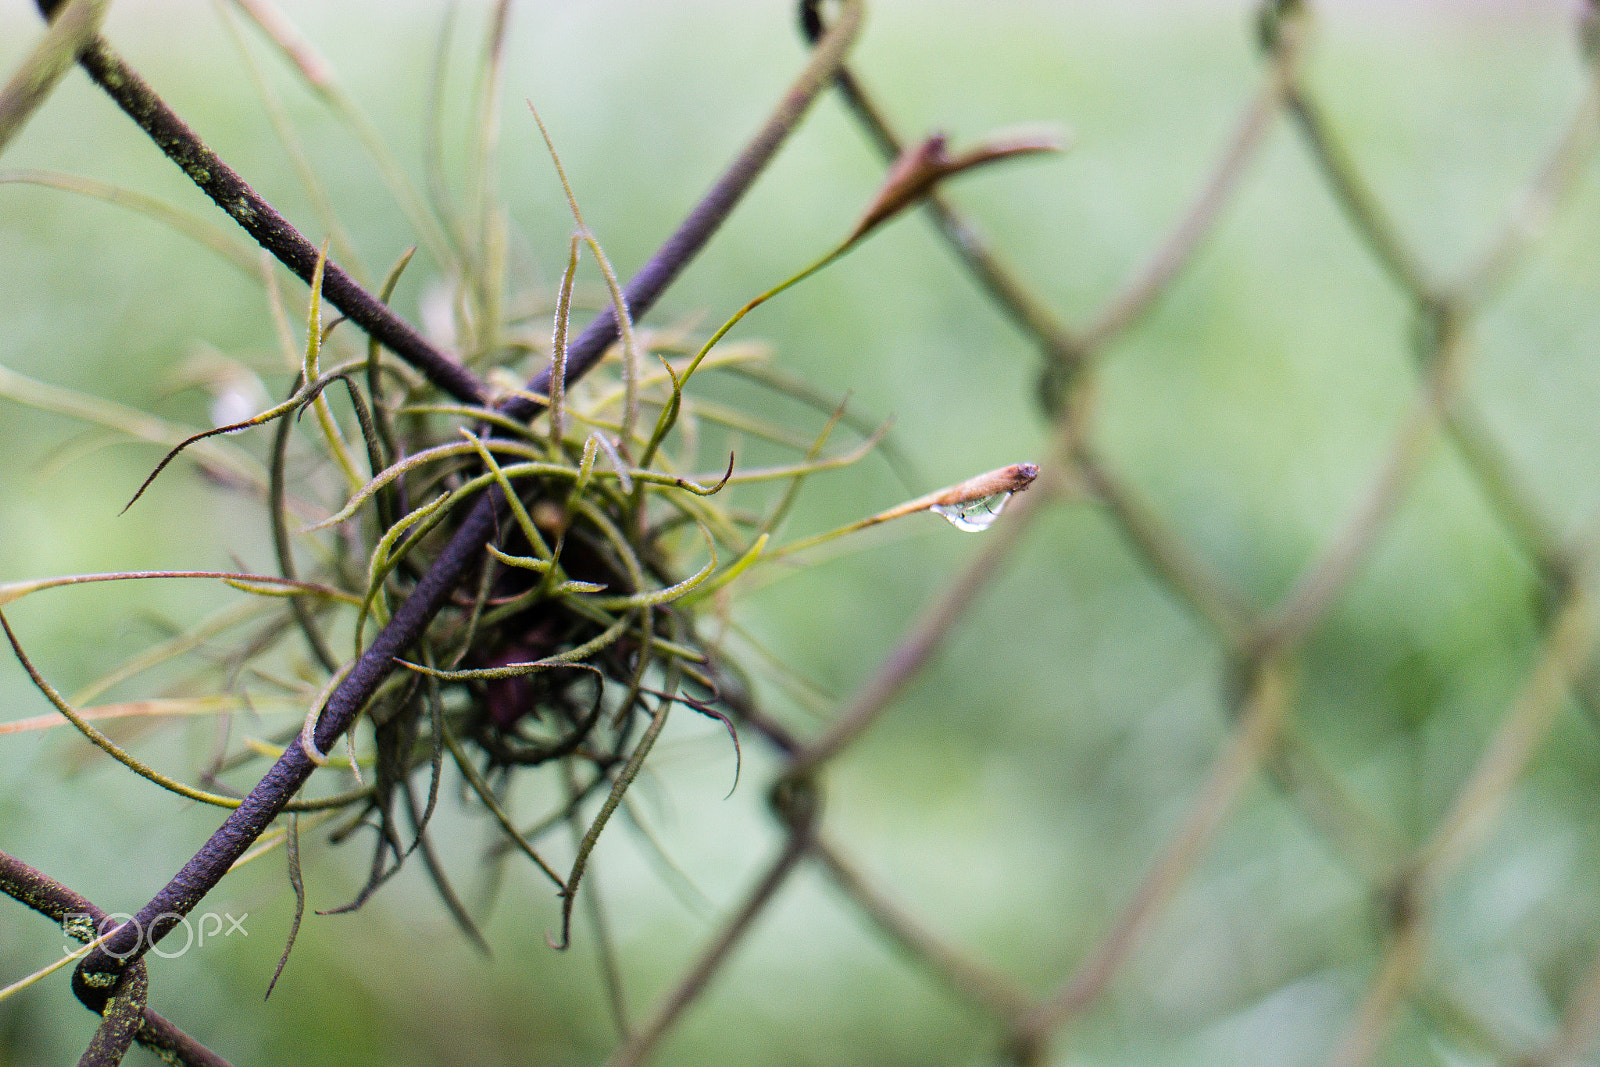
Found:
[3,1,1600,1065]
[612,3,1600,1065]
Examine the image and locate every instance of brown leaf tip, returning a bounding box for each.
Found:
[933,462,1041,508]
[848,128,1068,245]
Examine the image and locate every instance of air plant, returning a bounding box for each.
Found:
[0,0,1058,1034]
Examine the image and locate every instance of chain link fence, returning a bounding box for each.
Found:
[3,1,1600,1065]
[614,3,1600,1063]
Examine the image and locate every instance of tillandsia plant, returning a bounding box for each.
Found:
[0,0,1057,1061]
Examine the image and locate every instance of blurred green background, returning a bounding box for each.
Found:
[3,1,1600,1064]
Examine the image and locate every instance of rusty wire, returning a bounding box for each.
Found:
[4,1,1600,1064]
[606,1,1600,1065]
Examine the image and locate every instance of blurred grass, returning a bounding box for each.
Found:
[2,1,1599,1065]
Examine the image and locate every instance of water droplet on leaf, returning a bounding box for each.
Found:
[930,492,1011,532]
